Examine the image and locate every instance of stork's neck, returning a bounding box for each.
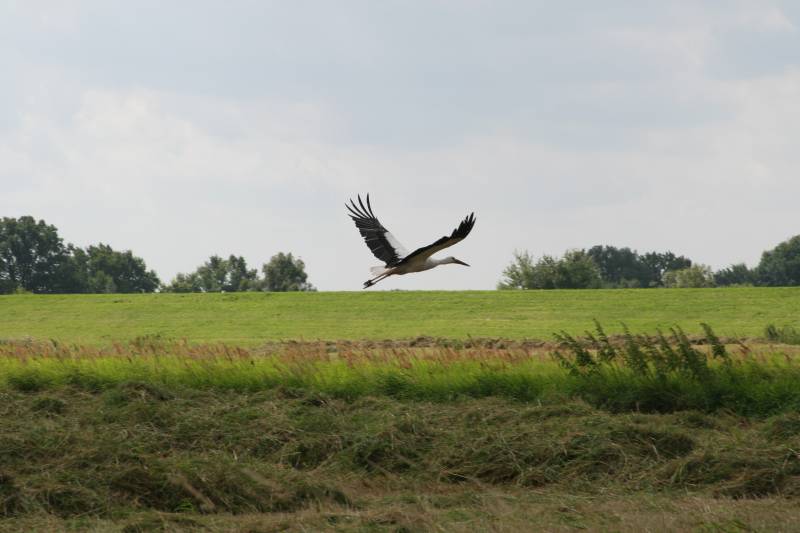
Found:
[426,256,451,267]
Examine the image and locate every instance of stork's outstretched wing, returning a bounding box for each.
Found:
[346,194,409,266]
[400,212,476,265]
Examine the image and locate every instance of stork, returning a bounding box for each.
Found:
[346,194,476,289]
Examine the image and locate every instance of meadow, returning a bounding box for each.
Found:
[1,287,800,344]
[2,289,800,531]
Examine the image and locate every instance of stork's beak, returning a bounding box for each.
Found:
[453,258,470,266]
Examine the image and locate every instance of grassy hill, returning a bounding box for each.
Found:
[2,287,799,345]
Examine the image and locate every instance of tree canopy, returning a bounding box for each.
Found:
[0,217,159,294]
[498,250,601,290]
[0,216,69,293]
[162,254,260,293]
[500,236,800,289]
[163,252,315,293]
[5,215,798,293]
[500,246,696,290]
[585,246,692,288]
[72,244,161,293]
[663,265,715,288]
[714,263,756,286]
[756,235,800,287]
[262,252,315,292]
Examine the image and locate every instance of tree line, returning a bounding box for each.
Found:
[0,216,313,294]
[498,236,800,289]
[4,216,799,293]
[161,252,314,293]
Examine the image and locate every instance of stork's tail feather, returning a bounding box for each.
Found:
[369,266,388,276]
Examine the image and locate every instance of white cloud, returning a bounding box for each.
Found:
[729,3,796,32]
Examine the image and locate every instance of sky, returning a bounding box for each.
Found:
[2,1,799,290]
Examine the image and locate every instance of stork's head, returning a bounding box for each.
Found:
[445,256,470,267]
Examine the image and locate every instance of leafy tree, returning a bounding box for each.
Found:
[498,250,600,289]
[162,254,259,292]
[262,252,315,292]
[75,244,160,293]
[585,245,649,288]
[714,263,756,286]
[54,245,91,293]
[499,246,699,289]
[226,255,259,292]
[756,235,800,286]
[497,250,537,289]
[581,246,694,288]
[556,250,602,289]
[0,216,69,293]
[0,269,15,294]
[162,272,203,293]
[530,255,561,289]
[527,255,562,289]
[663,265,715,288]
[0,217,159,294]
[640,251,692,287]
[199,255,230,291]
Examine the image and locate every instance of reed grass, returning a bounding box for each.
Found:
[2,325,799,416]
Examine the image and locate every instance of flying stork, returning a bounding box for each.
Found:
[346,194,476,288]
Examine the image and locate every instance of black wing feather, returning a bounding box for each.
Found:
[346,194,404,266]
[400,212,476,264]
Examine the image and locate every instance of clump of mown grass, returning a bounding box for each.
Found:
[763,413,800,439]
[664,449,800,499]
[552,321,800,415]
[0,473,23,517]
[31,397,66,415]
[764,323,800,345]
[3,387,799,529]
[441,417,695,487]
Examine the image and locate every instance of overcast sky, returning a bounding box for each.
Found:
[2,1,799,290]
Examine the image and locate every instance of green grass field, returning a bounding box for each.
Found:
[2,287,800,344]
[3,288,800,531]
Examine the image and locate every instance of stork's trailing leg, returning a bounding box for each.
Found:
[363,271,392,289]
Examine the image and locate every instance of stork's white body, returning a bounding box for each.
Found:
[374,256,455,276]
[347,194,475,288]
